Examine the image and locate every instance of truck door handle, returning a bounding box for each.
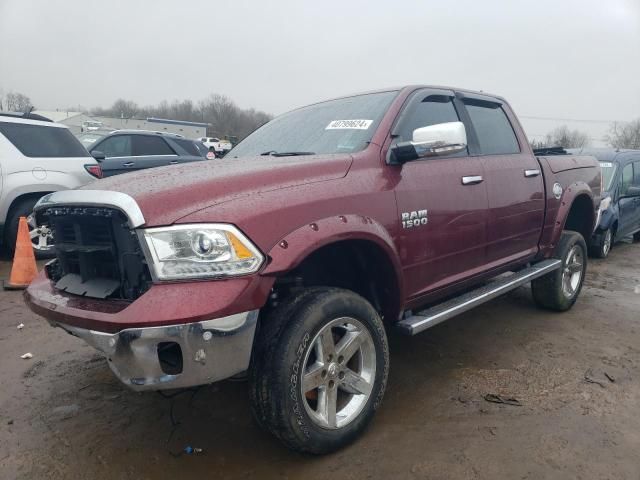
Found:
[122,162,134,167]
[461,175,483,185]
[525,169,541,177]
[169,160,179,164]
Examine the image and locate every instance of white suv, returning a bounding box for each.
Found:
[0,112,101,257]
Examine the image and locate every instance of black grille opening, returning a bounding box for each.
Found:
[40,206,152,300]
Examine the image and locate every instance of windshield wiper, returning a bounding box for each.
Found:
[260,151,315,157]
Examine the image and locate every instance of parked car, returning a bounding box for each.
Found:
[89,130,207,177]
[0,112,100,257]
[198,136,233,156]
[76,131,109,148]
[568,148,640,258]
[81,120,104,132]
[26,86,601,454]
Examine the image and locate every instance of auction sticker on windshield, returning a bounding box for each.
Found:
[326,119,373,130]
[600,162,613,168]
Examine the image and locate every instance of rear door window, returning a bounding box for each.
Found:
[0,122,89,158]
[463,100,520,155]
[621,163,634,195]
[634,161,640,185]
[132,135,175,156]
[95,135,132,157]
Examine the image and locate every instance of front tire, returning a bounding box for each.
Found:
[532,230,587,311]
[590,227,613,258]
[249,287,389,454]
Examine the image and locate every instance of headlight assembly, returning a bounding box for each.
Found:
[600,196,612,211]
[139,224,264,281]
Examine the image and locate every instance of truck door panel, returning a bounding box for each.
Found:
[390,89,489,298]
[461,97,544,265]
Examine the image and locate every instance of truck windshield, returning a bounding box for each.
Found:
[229,90,398,158]
[600,162,617,191]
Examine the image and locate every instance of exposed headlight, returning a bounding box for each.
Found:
[600,196,612,211]
[140,224,264,281]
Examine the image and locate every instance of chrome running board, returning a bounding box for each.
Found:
[397,259,562,335]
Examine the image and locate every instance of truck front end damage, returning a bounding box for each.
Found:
[24,190,270,391]
[45,311,258,391]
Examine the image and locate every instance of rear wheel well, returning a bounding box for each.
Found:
[563,194,594,242]
[269,240,401,324]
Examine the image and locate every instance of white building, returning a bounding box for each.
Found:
[33,111,208,139]
[32,110,94,135]
[91,116,208,138]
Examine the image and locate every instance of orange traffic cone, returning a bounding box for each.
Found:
[4,217,39,290]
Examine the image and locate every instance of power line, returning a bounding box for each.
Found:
[528,133,604,141]
[520,115,623,124]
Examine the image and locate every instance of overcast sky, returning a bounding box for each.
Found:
[1,0,638,144]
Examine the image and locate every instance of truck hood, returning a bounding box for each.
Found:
[83,154,353,226]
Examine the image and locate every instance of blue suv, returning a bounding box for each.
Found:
[569,148,640,258]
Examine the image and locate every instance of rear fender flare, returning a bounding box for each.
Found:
[550,181,595,248]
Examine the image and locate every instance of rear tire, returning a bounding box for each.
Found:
[633,231,640,242]
[249,287,389,454]
[532,231,587,312]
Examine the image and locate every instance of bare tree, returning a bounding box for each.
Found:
[4,91,32,112]
[529,138,547,150]
[111,99,139,118]
[605,119,640,149]
[543,125,590,149]
[93,98,139,118]
[91,94,272,141]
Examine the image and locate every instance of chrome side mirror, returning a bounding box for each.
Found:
[389,121,467,164]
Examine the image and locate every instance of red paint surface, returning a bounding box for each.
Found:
[25,86,601,332]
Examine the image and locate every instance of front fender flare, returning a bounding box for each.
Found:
[262,214,403,294]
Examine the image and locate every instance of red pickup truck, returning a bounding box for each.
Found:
[25,86,602,454]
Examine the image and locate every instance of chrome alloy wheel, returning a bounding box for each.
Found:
[602,229,612,257]
[27,214,55,252]
[562,245,584,298]
[301,317,376,430]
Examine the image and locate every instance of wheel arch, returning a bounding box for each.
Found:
[546,182,596,251]
[1,182,68,222]
[1,190,55,248]
[563,192,596,243]
[263,215,404,323]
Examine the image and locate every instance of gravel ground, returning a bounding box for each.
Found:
[1,240,639,479]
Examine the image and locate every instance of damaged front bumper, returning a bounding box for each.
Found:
[50,310,258,391]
